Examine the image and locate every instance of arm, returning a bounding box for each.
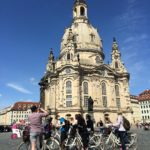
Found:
[113,116,122,127]
[39,108,49,117]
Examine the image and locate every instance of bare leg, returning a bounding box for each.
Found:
[31,141,36,150]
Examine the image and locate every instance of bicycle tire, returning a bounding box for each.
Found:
[17,142,31,150]
[48,138,60,150]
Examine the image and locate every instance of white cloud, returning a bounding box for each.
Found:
[114,1,146,33]
[123,34,148,44]
[30,77,38,86]
[7,83,32,94]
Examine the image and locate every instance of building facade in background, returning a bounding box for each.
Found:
[0,102,40,125]
[40,0,132,123]
[138,90,150,123]
[130,95,141,123]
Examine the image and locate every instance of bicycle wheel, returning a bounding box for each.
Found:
[17,142,31,150]
[104,139,118,150]
[128,134,138,150]
[48,138,60,150]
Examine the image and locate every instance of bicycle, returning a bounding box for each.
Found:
[104,128,138,150]
[64,127,104,150]
[17,125,51,150]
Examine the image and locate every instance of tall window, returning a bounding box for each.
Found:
[83,82,88,107]
[90,34,95,42]
[115,61,119,68]
[102,82,107,107]
[80,7,85,16]
[67,53,70,60]
[115,85,121,108]
[73,35,77,42]
[96,56,101,64]
[66,81,72,107]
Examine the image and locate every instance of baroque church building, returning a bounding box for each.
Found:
[39,0,132,123]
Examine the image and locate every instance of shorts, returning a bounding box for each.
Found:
[30,132,42,149]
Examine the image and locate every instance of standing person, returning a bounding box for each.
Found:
[74,114,89,150]
[113,111,127,150]
[28,105,48,150]
[86,114,94,132]
[59,117,70,149]
[97,119,104,134]
[54,115,61,130]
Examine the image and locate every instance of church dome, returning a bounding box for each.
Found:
[60,22,103,54]
[60,0,104,59]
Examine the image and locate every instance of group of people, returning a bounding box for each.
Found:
[26,105,129,150]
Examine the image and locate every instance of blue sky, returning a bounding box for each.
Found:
[0,0,150,109]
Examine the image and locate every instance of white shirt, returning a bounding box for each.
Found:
[113,115,126,131]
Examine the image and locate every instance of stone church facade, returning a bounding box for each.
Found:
[39,0,132,123]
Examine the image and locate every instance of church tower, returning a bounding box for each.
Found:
[110,38,127,73]
[40,0,132,123]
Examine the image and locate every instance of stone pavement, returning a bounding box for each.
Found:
[0,128,149,150]
[0,132,22,150]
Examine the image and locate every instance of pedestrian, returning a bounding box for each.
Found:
[113,110,127,150]
[28,105,48,150]
[74,114,89,150]
[59,117,70,149]
[97,119,104,134]
[86,114,94,132]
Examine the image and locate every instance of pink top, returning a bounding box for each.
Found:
[28,112,48,133]
[12,124,17,129]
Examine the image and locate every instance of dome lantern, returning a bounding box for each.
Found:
[73,0,88,21]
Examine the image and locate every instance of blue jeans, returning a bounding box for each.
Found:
[99,127,104,134]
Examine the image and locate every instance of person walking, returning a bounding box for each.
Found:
[28,105,48,150]
[113,111,127,150]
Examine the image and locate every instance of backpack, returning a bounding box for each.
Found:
[123,116,130,131]
[22,126,30,142]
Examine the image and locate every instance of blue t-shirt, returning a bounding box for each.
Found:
[59,117,66,132]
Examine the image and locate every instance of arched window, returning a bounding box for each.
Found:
[83,82,88,107]
[115,85,121,108]
[115,85,120,97]
[73,35,77,42]
[80,7,85,16]
[74,8,77,17]
[66,81,72,107]
[96,56,101,64]
[90,34,95,42]
[115,61,119,68]
[83,82,88,94]
[102,82,107,107]
[67,53,70,60]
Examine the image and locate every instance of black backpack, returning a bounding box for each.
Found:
[123,116,130,131]
[22,126,30,142]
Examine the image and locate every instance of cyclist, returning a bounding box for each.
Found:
[28,105,48,150]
